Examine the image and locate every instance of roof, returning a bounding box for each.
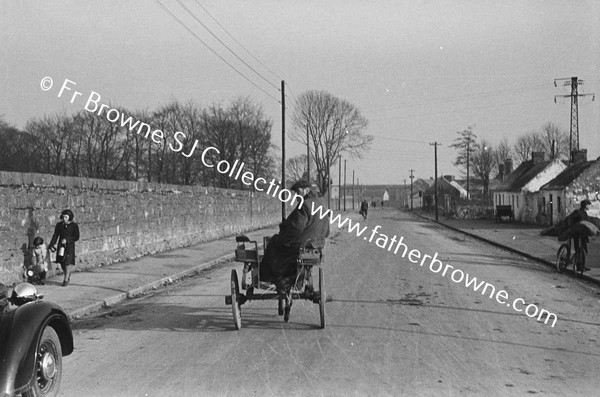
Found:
[498,159,553,192]
[540,161,596,190]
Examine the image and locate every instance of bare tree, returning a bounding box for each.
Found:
[0,118,39,172]
[449,126,477,199]
[513,130,544,164]
[539,122,568,159]
[286,154,316,182]
[470,139,495,199]
[291,90,371,195]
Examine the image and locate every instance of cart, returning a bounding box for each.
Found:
[224,235,330,329]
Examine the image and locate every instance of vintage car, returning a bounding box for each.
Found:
[0,282,73,397]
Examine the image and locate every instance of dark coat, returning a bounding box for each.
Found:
[260,192,329,281]
[49,221,80,266]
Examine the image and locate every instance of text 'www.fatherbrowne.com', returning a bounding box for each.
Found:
[311,202,558,328]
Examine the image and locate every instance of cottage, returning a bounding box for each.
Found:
[540,150,600,225]
[493,152,567,223]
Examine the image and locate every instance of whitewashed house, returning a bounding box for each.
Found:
[493,152,567,223]
[539,150,600,225]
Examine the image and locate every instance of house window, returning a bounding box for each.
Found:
[516,196,519,209]
[557,196,561,213]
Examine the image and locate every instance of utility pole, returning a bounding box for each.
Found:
[306,128,310,183]
[409,169,414,211]
[430,142,441,221]
[281,80,286,222]
[554,77,595,163]
[352,171,355,210]
[343,159,347,211]
[404,179,407,208]
[338,156,342,210]
[326,149,330,209]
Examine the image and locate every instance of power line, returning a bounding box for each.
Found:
[192,0,283,81]
[153,0,280,103]
[176,0,280,91]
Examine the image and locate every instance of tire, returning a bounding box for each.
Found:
[556,244,569,273]
[319,267,325,329]
[230,269,242,330]
[23,326,63,397]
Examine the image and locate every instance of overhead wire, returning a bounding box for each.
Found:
[153,0,280,103]
[175,0,280,91]
[192,0,284,82]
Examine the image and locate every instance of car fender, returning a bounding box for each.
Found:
[0,300,73,396]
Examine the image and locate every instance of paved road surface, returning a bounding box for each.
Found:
[60,209,600,396]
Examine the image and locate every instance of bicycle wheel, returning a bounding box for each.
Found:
[556,244,570,273]
[319,267,325,329]
[230,269,242,330]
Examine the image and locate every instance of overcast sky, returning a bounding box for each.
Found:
[1,0,599,185]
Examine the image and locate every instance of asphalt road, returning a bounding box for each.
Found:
[60,209,600,396]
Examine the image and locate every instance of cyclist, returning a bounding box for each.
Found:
[566,199,592,271]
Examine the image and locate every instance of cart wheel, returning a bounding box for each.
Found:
[556,244,569,273]
[319,267,325,329]
[231,269,242,330]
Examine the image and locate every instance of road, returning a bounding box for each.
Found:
[60,208,600,396]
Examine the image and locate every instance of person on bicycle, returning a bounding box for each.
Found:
[567,199,592,270]
[260,180,330,316]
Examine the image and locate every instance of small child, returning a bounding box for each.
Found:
[29,236,49,285]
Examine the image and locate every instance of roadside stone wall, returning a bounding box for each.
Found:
[0,171,280,285]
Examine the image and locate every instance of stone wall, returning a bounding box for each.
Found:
[0,172,280,285]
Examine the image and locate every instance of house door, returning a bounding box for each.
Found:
[549,194,553,225]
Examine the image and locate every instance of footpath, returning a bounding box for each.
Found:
[15,209,600,320]
[416,210,600,285]
[27,225,280,320]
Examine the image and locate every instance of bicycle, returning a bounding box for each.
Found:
[555,238,587,276]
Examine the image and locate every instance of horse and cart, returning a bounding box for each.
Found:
[225,235,330,329]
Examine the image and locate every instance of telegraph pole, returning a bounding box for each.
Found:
[281,80,286,221]
[343,159,347,211]
[554,77,595,163]
[338,157,341,210]
[352,171,355,210]
[430,142,441,221]
[409,169,415,211]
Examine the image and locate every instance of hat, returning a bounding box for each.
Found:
[581,199,592,208]
[290,180,312,191]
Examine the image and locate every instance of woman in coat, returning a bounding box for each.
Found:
[49,209,80,286]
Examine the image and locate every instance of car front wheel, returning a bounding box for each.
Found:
[23,326,63,397]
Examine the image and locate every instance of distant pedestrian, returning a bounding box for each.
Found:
[29,236,49,285]
[360,199,369,220]
[49,209,80,286]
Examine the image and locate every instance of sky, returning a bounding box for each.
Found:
[1,0,599,185]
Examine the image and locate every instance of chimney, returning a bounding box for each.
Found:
[504,159,513,175]
[532,151,545,165]
[571,149,588,164]
[498,164,505,181]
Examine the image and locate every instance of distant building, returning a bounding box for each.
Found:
[493,152,567,223]
[539,149,600,225]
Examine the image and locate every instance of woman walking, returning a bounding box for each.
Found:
[49,209,80,286]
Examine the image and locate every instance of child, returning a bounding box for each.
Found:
[29,236,49,285]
